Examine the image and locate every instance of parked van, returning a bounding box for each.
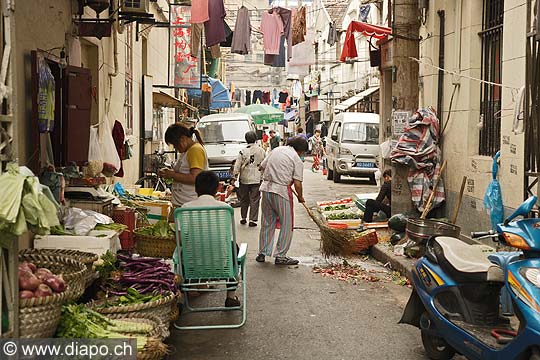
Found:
[325,112,380,183]
[196,113,257,179]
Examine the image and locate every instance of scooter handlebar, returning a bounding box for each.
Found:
[470,230,496,239]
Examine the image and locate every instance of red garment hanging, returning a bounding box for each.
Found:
[340,21,391,62]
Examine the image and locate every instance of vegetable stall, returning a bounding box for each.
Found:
[0,163,180,358]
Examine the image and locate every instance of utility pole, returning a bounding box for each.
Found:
[389,0,420,215]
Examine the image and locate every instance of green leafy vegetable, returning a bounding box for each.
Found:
[135,220,174,238]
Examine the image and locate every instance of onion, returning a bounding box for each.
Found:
[21,261,37,273]
[35,268,53,281]
[19,290,34,299]
[44,276,66,293]
[34,284,53,298]
[19,270,41,291]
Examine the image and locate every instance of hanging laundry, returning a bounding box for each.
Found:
[272,88,279,103]
[191,0,210,23]
[340,21,391,62]
[327,22,338,46]
[231,6,251,55]
[209,44,221,58]
[274,7,293,60]
[220,22,233,47]
[291,80,302,99]
[112,120,126,178]
[191,23,204,58]
[278,91,289,103]
[262,91,271,105]
[292,6,306,46]
[261,10,284,55]
[252,90,263,104]
[205,0,226,47]
[359,4,371,22]
[234,88,242,107]
[245,90,252,105]
[38,58,55,133]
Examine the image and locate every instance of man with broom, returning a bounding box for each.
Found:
[256,137,308,265]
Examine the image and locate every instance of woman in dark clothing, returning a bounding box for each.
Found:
[364,169,392,222]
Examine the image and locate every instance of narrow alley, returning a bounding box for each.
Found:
[170,167,427,360]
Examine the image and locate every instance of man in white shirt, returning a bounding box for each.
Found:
[233,131,266,227]
[182,171,240,308]
[256,137,308,265]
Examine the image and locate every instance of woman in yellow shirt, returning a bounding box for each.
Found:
[160,123,209,214]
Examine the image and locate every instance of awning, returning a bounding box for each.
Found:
[334,87,379,112]
[340,21,392,62]
[153,91,198,111]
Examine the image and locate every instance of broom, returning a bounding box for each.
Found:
[292,190,355,257]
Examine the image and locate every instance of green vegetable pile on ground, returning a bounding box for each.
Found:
[327,212,362,220]
[134,220,174,238]
[321,204,349,212]
[0,164,60,236]
[57,304,169,355]
[94,223,128,232]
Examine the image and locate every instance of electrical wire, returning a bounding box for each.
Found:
[411,57,520,90]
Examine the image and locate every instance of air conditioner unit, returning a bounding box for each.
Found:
[121,0,149,13]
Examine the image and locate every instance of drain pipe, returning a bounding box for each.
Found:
[436,10,445,121]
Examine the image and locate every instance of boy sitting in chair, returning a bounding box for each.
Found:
[182,171,241,307]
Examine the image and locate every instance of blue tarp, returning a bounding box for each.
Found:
[187,77,231,110]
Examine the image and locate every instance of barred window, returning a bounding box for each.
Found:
[479,0,504,156]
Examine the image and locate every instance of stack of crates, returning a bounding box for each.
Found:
[112,207,137,250]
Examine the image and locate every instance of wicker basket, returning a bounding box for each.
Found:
[19,291,70,338]
[87,292,178,325]
[134,228,176,259]
[20,249,98,286]
[19,252,88,300]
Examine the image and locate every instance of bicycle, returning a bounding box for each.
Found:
[135,150,176,192]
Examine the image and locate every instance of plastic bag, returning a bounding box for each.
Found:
[86,127,103,177]
[380,139,396,159]
[99,115,121,177]
[484,151,504,230]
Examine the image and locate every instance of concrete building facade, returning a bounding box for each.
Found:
[14,0,174,185]
[409,0,528,234]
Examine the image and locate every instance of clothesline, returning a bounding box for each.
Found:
[410,57,521,90]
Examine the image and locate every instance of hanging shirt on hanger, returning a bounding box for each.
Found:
[191,0,210,24]
[205,0,226,47]
[253,90,263,104]
[292,6,306,46]
[231,6,251,55]
[262,91,271,105]
[291,80,302,99]
[327,22,338,46]
[261,10,284,55]
[245,90,252,105]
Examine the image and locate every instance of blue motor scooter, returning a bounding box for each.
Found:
[401,196,540,359]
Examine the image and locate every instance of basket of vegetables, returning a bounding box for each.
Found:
[19,252,87,300]
[18,260,72,338]
[20,248,98,287]
[87,289,178,325]
[134,220,176,258]
[57,305,170,359]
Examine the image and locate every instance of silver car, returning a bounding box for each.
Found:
[325,112,380,183]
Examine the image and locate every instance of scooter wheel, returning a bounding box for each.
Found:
[421,331,456,360]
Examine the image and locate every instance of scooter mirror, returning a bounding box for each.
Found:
[504,195,537,225]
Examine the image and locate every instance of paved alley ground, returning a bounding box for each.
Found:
[169,166,431,360]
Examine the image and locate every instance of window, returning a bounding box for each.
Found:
[479,0,504,156]
[342,122,379,144]
[196,120,251,144]
[332,121,342,140]
[124,24,134,134]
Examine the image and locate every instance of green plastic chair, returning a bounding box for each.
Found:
[173,205,247,330]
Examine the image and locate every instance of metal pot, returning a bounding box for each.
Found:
[406,218,461,243]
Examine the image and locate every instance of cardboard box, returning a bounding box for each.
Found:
[34,230,121,256]
[139,200,171,223]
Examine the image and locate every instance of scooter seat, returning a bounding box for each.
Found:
[433,237,504,282]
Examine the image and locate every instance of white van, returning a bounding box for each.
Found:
[325,112,380,183]
[196,113,257,179]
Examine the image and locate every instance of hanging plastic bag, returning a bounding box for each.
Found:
[484,151,504,230]
[99,114,121,177]
[86,127,103,177]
